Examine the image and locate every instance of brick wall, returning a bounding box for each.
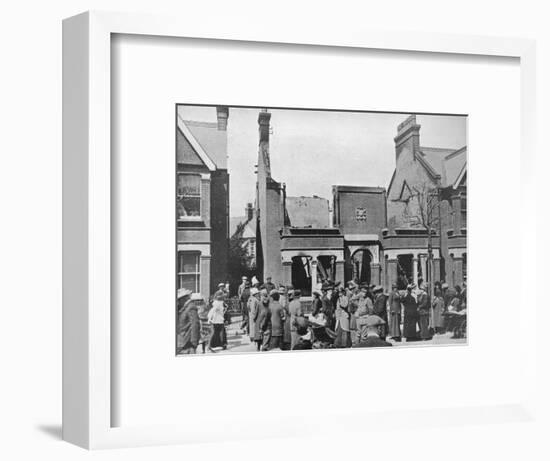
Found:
[333,186,387,236]
[210,170,229,290]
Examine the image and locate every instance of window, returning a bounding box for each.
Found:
[177,252,201,293]
[248,239,255,258]
[291,256,312,297]
[460,197,467,227]
[317,255,336,284]
[177,174,201,218]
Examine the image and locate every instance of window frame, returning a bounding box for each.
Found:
[177,173,202,221]
[177,251,201,293]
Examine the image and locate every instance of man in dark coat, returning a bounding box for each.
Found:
[288,289,304,349]
[264,276,275,294]
[177,294,202,354]
[256,289,272,351]
[239,280,251,333]
[402,285,419,341]
[268,290,286,350]
[372,286,388,340]
[388,283,402,341]
[417,285,431,340]
[352,315,392,348]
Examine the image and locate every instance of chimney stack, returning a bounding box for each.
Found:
[258,110,272,177]
[246,202,254,221]
[394,114,421,162]
[216,106,229,131]
[258,110,271,144]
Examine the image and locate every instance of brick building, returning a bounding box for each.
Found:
[332,185,387,287]
[383,115,467,290]
[254,110,466,300]
[176,106,230,299]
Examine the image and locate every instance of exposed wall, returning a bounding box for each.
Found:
[256,111,284,284]
[286,196,330,228]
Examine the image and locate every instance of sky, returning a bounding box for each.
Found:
[180,106,467,218]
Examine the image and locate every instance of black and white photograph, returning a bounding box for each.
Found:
[175,105,467,355]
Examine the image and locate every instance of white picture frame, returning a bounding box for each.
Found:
[62,10,537,449]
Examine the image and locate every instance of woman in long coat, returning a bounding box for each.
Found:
[388,284,402,341]
[279,288,292,350]
[402,286,419,341]
[333,290,351,348]
[432,288,445,334]
[247,288,260,343]
[208,297,227,350]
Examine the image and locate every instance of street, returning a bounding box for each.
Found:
[204,315,466,356]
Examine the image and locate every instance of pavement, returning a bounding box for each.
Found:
[204,315,466,355]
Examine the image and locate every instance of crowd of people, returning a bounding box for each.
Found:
[176,275,467,355]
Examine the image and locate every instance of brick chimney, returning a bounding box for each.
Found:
[258,109,271,144]
[258,110,272,177]
[245,202,254,221]
[216,106,229,131]
[394,114,421,162]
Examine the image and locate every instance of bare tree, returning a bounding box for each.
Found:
[406,182,442,326]
[409,182,441,235]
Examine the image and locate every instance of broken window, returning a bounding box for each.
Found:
[317,255,336,285]
[291,256,312,297]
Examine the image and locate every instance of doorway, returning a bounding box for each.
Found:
[351,249,372,285]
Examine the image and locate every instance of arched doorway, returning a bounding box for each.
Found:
[351,249,372,285]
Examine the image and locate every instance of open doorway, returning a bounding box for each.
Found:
[351,249,372,285]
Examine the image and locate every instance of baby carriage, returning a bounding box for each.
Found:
[308,313,336,348]
[444,310,467,339]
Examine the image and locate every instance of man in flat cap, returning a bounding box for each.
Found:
[352,315,392,348]
[372,285,388,340]
[255,289,272,351]
[239,278,251,334]
[264,276,275,294]
[268,289,285,350]
[238,276,248,305]
[288,289,304,349]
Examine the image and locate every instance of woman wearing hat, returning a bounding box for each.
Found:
[388,284,402,341]
[208,294,227,351]
[432,288,445,335]
[402,284,419,341]
[334,288,352,348]
[247,287,261,346]
[279,286,292,351]
[197,298,212,354]
[177,293,202,354]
